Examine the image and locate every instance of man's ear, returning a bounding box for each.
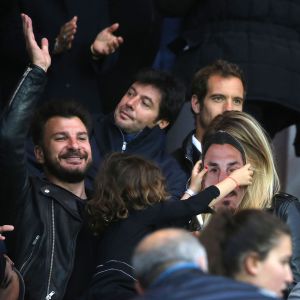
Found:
[191,95,201,114]
[157,119,169,130]
[135,281,145,295]
[34,145,45,164]
[243,252,261,276]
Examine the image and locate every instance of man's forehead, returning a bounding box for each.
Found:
[45,116,87,130]
[203,143,244,164]
[131,82,162,100]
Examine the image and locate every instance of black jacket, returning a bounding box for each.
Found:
[272,192,300,292]
[0,65,88,300]
[160,0,300,114]
[172,130,200,180]
[89,113,188,200]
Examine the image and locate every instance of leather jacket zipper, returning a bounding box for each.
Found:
[8,66,32,108]
[46,200,56,300]
[19,234,40,274]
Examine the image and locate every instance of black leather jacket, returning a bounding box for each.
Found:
[172,130,201,181]
[271,192,300,293]
[0,65,85,300]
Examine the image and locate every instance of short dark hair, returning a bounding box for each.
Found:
[191,60,246,105]
[31,99,92,146]
[134,69,185,127]
[200,209,290,277]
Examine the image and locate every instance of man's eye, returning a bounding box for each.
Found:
[78,136,88,141]
[212,96,224,102]
[55,136,66,141]
[127,89,135,97]
[209,168,217,173]
[142,100,151,108]
[233,98,243,105]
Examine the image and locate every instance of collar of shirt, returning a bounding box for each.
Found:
[192,134,202,153]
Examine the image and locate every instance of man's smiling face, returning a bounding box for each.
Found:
[35,116,92,183]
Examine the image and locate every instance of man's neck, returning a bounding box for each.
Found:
[47,175,87,199]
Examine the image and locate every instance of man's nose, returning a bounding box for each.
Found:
[218,170,228,182]
[68,137,79,149]
[286,265,294,284]
[126,96,139,109]
[224,100,233,111]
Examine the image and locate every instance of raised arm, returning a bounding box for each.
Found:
[0,14,50,221]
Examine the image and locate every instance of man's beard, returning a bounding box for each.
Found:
[43,149,92,183]
[199,109,209,130]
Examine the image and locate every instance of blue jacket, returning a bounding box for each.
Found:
[88,113,188,200]
[134,265,279,300]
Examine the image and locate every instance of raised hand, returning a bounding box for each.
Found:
[53,16,77,54]
[0,225,14,241]
[188,160,208,194]
[21,13,51,72]
[91,23,124,57]
[229,163,253,187]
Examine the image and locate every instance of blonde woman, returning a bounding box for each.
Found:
[201,110,300,297]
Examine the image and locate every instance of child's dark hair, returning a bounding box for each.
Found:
[87,152,169,235]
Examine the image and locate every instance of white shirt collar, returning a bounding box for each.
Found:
[192,134,202,153]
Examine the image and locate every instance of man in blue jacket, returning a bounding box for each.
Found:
[89,68,187,200]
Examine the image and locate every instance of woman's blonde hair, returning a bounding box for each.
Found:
[203,111,280,210]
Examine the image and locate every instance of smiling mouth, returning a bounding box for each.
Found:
[60,151,87,164]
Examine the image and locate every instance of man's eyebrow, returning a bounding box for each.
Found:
[206,161,242,167]
[129,85,136,92]
[210,93,225,98]
[227,161,242,167]
[206,162,219,167]
[50,132,68,138]
[233,96,244,102]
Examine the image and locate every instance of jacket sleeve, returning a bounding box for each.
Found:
[273,193,300,289]
[0,65,47,223]
[145,185,219,226]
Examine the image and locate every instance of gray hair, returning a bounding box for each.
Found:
[132,228,207,288]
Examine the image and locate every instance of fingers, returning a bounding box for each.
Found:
[192,160,208,175]
[41,37,49,52]
[0,225,14,240]
[107,23,119,33]
[198,165,208,177]
[0,225,14,233]
[21,13,35,45]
